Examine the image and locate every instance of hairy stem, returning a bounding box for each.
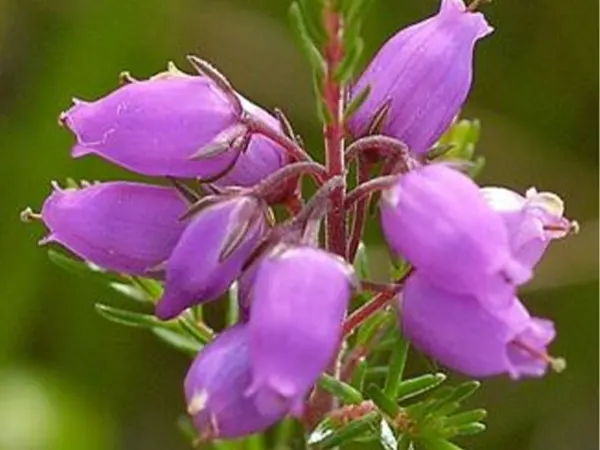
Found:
[252,161,328,200]
[343,291,395,337]
[303,0,348,428]
[322,2,346,257]
[343,268,414,337]
[344,175,399,211]
[344,135,410,166]
[244,113,314,164]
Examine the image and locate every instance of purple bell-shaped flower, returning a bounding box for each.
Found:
[185,325,286,440]
[247,245,355,416]
[62,71,285,183]
[40,181,187,275]
[481,186,574,268]
[399,273,558,379]
[156,196,269,320]
[348,0,493,154]
[380,164,530,306]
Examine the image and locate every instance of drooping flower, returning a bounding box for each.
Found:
[380,164,530,305]
[481,186,574,268]
[184,325,286,440]
[40,181,187,275]
[400,273,557,378]
[348,0,493,154]
[62,72,285,182]
[155,196,268,320]
[247,245,355,416]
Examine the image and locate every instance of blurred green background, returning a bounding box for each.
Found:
[0,0,597,449]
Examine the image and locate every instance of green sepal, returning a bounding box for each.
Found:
[298,0,325,44]
[419,437,464,450]
[440,381,481,405]
[311,412,380,449]
[48,250,124,285]
[335,37,364,82]
[318,373,363,404]
[383,338,410,398]
[351,358,368,391]
[366,384,399,417]
[352,241,371,279]
[396,373,446,401]
[151,328,202,355]
[436,119,481,161]
[443,409,487,428]
[396,373,447,402]
[289,2,326,76]
[227,281,239,326]
[452,422,486,436]
[344,85,371,121]
[95,303,165,329]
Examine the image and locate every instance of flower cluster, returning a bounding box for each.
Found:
[27,0,577,442]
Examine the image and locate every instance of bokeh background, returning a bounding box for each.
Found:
[0,0,597,449]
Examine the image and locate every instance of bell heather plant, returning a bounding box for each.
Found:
[22,0,579,448]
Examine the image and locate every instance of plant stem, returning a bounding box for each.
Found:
[344,175,399,211]
[302,1,348,428]
[252,161,328,200]
[322,2,346,257]
[342,291,395,337]
[344,135,410,166]
[343,268,413,337]
[244,113,314,164]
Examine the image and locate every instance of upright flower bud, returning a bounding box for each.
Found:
[156,196,268,320]
[62,72,285,182]
[481,187,573,268]
[380,164,530,304]
[185,325,286,440]
[349,0,493,153]
[247,246,355,416]
[400,273,557,378]
[41,182,187,275]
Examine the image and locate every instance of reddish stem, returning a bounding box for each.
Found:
[344,135,411,166]
[342,291,396,337]
[303,1,348,428]
[322,5,346,257]
[245,114,314,164]
[343,268,414,337]
[344,175,399,212]
[252,161,328,200]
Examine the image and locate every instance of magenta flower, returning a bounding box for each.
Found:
[247,245,355,416]
[185,325,286,440]
[62,72,285,183]
[348,0,493,153]
[380,164,530,305]
[400,273,556,378]
[155,196,268,320]
[481,186,573,268]
[41,182,187,275]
